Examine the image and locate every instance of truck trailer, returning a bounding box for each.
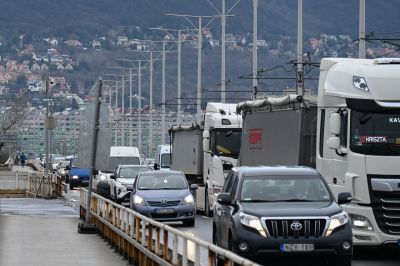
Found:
[237,57,400,247]
[170,102,242,216]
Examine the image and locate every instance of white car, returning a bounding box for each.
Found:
[109,165,153,204]
[92,170,112,198]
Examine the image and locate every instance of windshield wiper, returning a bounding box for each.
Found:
[241,199,275,202]
[279,199,322,202]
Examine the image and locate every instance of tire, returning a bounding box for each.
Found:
[205,189,213,217]
[228,233,240,266]
[114,188,121,204]
[183,219,195,227]
[332,256,352,266]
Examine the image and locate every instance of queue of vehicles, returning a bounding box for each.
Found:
[61,58,400,265]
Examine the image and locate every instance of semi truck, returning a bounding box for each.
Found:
[236,57,400,247]
[169,102,242,216]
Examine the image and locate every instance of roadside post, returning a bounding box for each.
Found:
[78,77,103,233]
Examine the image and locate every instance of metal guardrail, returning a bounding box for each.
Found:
[80,189,260,266]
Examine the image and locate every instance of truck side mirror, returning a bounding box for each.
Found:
[153,163,159,170]
[203,131,210,152]
[327,136,340,150]
[329,113,341,135]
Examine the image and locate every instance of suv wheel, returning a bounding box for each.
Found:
[332,255,352,266]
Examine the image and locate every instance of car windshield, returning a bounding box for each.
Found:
[119,167,152,178]
[240,175,331,202]
[138,173,188,190]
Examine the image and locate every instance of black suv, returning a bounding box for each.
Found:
[213,166,353,266]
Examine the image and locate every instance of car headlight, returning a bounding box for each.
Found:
[239,212,267,237]
[99,175,107,181]
[326,211,349,236]
[72,175,78,179]
[349,214,373,231]
[212,186,221,196]
[183,194,194,205]
[133,195,145,206]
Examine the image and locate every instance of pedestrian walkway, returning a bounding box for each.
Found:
[0,198,126,266]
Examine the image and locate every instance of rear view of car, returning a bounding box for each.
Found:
[129,171,197,226]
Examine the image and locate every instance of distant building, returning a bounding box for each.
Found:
[28,80,44,92]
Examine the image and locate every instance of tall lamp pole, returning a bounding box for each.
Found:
[359,0,366,58]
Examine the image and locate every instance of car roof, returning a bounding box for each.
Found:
[234,165,320,177]
[139,170,183,176]
[119,164,151,168]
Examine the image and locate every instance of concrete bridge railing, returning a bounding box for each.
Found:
[0,170,64,198]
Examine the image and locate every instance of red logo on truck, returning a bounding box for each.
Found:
[249,128,262,144]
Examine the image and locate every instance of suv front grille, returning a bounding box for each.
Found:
[368,175,400,235]
[147,200,181,207]
[263,218,327,238]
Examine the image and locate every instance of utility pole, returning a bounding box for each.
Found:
[221,0,226,102]
[197,18,202,123]
[165,14,218,121]
[252,0,258,99]
[161,40,166,144]
[359,0,366,59]
[121,75,125,146]
[296,0,304,96]
[149,51,153,157]
[138,61,142,152]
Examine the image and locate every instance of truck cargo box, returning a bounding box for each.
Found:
[239,99,317,167]
[169,124,203,176]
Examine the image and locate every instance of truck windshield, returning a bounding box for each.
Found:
[211,128,241,159]
[161,153,171,168]
[109,157,140,171]
[240,176,331,202]
[350,110,400,156]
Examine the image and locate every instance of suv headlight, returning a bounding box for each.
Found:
[239,212,267,237]
[183,194,194,205]
[326,211,349,236]
[133,195,145,206]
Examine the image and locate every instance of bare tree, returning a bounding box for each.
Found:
[0,96,27,163]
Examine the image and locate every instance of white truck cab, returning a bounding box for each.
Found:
[317,58,400,246]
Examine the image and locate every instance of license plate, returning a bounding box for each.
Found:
[156,208,174,214]
[280,243,314,252]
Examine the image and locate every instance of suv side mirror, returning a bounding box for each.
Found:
[217,192,231,205]
[190,184,198,190]
[337,192,352,205]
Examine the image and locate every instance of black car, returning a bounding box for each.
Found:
[213,166,353,266]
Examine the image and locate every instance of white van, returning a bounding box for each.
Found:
[154,144,171,170]
[108,146,140,171]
